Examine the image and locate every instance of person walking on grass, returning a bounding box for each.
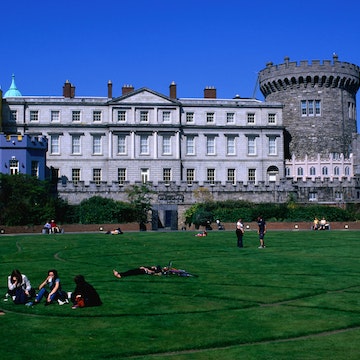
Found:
[257,216,266,249]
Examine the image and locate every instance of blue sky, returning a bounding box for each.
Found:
[1,0,360,129]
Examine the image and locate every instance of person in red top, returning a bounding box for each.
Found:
[50,220,60,233]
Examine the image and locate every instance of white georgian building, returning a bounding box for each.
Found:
[2,80,284,193]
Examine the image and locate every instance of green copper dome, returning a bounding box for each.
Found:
[4,74,22,97]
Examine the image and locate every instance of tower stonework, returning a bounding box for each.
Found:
[259,55,360,158]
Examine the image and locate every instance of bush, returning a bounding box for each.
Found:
[77,196,135,224]
[184,200,357,225]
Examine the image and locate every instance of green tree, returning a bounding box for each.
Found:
[0,174,60,226]
[77,196,134,224]
[125,184,154,231]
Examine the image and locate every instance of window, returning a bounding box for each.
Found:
[301,101,307,116]
[117,135,126,154]
[248,169,256,182]
[207,169,215,184]
[30,110,39,122]
[335,191,342,200]
[140,111,149,122]
[93,169,101,185]
[268,113,276,124]
[308,100,314,116]
[227,169,235,184]
[297,167,304,176]
[322,166,328,176]
[93,111,102,122]
[207,136,215,155]
[162,135,171,155]
[226,113,235,123]
[247,136,256,155]
[247,113,255,124]
[72,111,81,122]
[140,135,149,154]
[285,167,291,177]
[51,111,60,122]
[309,192,317,201]
[310,166,316,176]
[301,100,321,116]
[345,166,350,176]
[31,161,39,177]
[72,169,80,185]
[334,166,340,176]
[163,168,171,183]
[332,153,340,160]
[186,136,195,155]
[268,136,276,155]
[117,110,126,122]
[10,110,17,121]
[118,168,126,185]
[206,112,215,123]
[141,168,149,183]
[72,135,81,154]
[227,136,235,155]
[92,135,102,155]
[50,135,60,154]
[186,112,194,123]
[9,159,19,175]
[186,169,195,185]
[162,111,171,122]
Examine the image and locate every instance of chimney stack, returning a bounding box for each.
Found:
[204,86,216,99]
[169,81,177,99]
[71,84,75,98]
[63,80,75,98]
[108,80,113,98]
[63,80,72,98]
[122,84,134,95]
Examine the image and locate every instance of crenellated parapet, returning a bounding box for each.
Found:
[258,54,360,158]
[57,178,358,206]
[259,54,360,97]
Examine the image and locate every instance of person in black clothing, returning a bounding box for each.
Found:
[113,265,163,278]
[257,216,266,248]
[71,275,102,309]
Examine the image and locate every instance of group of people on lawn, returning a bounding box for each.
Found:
[313,217,330,230]
[43,220,62,234]
[5,269,102,309]
[4,216,268,313]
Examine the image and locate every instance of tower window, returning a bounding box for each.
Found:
[301,100,321,116]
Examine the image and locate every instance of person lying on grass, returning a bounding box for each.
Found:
[113,264,197,278]
[113,265,163,278]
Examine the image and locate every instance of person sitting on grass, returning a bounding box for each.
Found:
[71,275,102,309]
[28,269,68,306]
[6,269,36,304]
[113,265,163,278]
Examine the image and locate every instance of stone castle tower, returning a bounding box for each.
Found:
[258,54,360,159]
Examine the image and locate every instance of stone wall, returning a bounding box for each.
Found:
[258,55,360,158]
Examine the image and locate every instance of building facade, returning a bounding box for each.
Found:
[1,81,284,190]
[258,54,359,159]
[1,55,360,228]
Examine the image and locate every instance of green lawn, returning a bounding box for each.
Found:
[0,229,359,359]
